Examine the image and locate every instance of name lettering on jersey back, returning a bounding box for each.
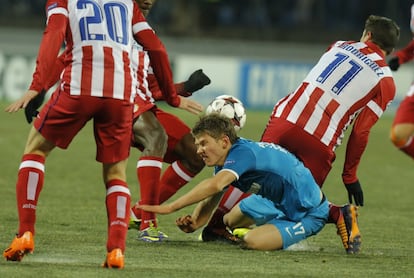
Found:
[257,142,289,154]
[337,44,384,77]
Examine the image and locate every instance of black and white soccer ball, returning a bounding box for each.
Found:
[205,95,247,132]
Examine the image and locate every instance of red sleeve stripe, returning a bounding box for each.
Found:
[367,100,383,118]
[133,22,152,33]
[46,7,68,25]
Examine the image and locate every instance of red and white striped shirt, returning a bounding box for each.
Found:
[30,0,178,105]
[131,42,153,105]
[130,42,182,109]
[271,40,395,151]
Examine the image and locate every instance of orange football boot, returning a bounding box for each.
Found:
[3,231,34,261]
[336,204,361,254]
[102,248,124,269]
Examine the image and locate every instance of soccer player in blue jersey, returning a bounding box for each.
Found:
[139,114,328,250]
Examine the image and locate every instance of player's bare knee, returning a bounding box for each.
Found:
[152,128,168,149]
[390,126,409,148]
[242,232,282,251]
[136,126,168,156]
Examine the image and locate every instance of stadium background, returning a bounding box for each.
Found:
[1,2,414,276]
[0,0,413,111]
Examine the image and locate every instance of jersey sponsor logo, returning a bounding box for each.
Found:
[22,203,36,209]
[110,220,128,227]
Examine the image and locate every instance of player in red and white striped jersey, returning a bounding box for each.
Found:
[182,15,400,254]
[3,0,190,268]
[127,0,208,242]
[261,15,399,253]
[388,4,414,160]
[19,0,206,243]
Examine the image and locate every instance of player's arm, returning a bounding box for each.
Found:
[342,80,395,206]
[131,3,202,114]
[24,52,66,123]
[133,30,203,114]
[131,4,179,106]
[5,5,67,113]
[139,170,236,214]
[150,69,211,100]
[341,108,376,207]
[176,192,223,233]
[388,39,414,70]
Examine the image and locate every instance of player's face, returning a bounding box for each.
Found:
[136,0,154,17]
[194,133,229,167]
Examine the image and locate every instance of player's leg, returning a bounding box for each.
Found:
[201,186,250,242]
[130,110,204,232]
[390,123,414,158]
[241,224,283,250]
[3,128,55,261]
[4,92,87,261]
[158,133,205,203]
[223,202,255,229]
[132,110,168,241]
[223,197,282,250]
[226,194,328,251]
[97,98,133,268]
[102,160,130,269]
[152,109,204,204]
[390,93,414,159]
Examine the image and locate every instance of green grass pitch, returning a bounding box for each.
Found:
[0,101,413,277]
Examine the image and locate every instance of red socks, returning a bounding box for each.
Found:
[16,154,45,236]
[105,179,130,252]
[131,160,196,224]
[136,156,163,230]
[158,161,195,204]
[15,154,131,253]
[206,186,250,228]
[328,203,341,223]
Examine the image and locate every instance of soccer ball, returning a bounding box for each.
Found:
[205,95,247,132]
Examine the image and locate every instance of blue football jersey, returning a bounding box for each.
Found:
[215,138,322,221]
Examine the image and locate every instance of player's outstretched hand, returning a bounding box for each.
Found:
[345,180,364,206]
[178,96,204,115]
[176,215,197,233]
[24,90,46,124]
[5,90,40,114]
[182,69,211,96]
[388,56,400,71]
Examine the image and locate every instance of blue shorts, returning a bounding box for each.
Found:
[239,194,328,249]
